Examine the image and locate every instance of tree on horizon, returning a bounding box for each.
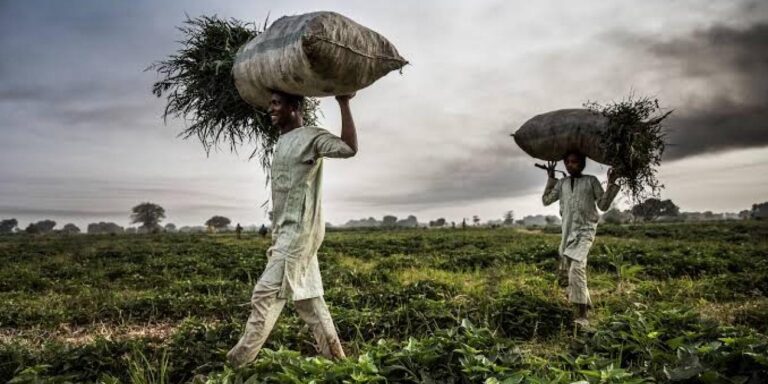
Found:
[206,216,231,232]
[0,218,18,234]
[130,202,166,233]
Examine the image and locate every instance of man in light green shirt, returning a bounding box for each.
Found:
[228,91,357,367]
[542,151,620,326]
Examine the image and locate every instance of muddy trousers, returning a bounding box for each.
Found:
[227,276,345,367]
[559,256,592,307]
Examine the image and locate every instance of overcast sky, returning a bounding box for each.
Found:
[1,0,766,228]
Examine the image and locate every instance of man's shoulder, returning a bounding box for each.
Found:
[582,174,602,187]
[300,126,330,136]
[286,126,330,145]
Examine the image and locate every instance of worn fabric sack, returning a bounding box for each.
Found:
[233,11,408,108]
[513,109,612,165]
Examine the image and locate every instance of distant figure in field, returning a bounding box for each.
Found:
[541,151,621,327]
[235,223,243,239]
[258,224,269,238]
[227,91,358,367]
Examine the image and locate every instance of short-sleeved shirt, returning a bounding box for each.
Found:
[542,175,619,262]
[268,126,355,300]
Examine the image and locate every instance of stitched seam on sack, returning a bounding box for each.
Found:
[305,34,407,64]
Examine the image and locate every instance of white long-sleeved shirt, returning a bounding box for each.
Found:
[267,126,355,300]
[543,175,619,262]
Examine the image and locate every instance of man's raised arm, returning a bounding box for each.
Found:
[336,94,358,154]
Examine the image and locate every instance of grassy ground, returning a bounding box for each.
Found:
[1,221,766,383]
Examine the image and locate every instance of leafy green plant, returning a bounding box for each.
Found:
[127,348,171,384]
[585,95,671,203]
[603,245,643,293]
[1,222,767,382]
[147,15,320,170]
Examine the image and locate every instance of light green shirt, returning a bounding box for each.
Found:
[543,175,619,262]
[268,126,355,300]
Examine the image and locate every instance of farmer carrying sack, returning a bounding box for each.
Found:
[233,11,408,108]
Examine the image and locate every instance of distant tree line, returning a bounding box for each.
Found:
[344,215,421,229]
[601,198,765,224]
[2,199,766,236]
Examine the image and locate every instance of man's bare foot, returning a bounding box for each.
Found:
[573,317,594,331]
[574,317,589,327]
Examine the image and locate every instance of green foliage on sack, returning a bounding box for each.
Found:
[148,15,320,170]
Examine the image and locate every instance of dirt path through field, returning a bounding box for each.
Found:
[0,321,182,346]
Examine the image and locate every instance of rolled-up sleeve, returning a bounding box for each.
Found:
[311,130,356,159]
[542,178,561,206]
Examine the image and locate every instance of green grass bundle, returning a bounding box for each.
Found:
[147,15,320,170]
[585,96,672,202]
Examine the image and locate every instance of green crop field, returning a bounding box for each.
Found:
[1,221,767,383]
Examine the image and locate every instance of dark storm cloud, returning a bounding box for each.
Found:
[1,0,765,223]
[0,175,241,203]
[644,22,768,159]
[0,206,127,218]
[665,101,768,160]
[0,82,131,104]
[0,86,156,131]
[0,1,173,134]
[53,102,157,129]
[356,19,768,207]
[348,137,547,207]
[0,87,50,103]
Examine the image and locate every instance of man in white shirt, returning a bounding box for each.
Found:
[542,151,620,326]
[227,90,357,367]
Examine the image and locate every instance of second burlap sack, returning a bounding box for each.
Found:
[513,109,612,165]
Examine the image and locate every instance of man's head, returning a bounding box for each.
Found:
[268,90,304,128]
[563,150,587,176]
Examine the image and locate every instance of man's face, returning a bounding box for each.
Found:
[564,153,584,176]
[268,93,295,127]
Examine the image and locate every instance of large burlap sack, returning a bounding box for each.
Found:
[513,109,612,165]
[233,11,408,108]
